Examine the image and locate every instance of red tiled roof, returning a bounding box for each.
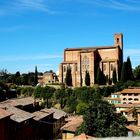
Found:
[0,108,12,120]
[65,46,116,51]
[121,88,140,94]
[126,125,139,132]
[72,133,95,140]
[61,116,83,132]
[115,103,140,108]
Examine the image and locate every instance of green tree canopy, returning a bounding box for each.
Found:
[85,70,90,86]
[96,67,106,85]
[34,66,38,86]
[112,68,117,84]
[126,56,134,81]
[76,100,127,137]
[120,62,128,82]
[133,65,140,80]
[65,66,72,86]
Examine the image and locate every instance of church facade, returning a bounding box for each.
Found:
[59,33,123,87]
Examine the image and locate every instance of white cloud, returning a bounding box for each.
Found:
[78,0,140,12]
[0,0,55,16]
[0,54,62,62]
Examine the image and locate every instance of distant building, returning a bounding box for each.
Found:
[0,108,12,140]
[121,87,140,104]
[61,116,83,140]
[38,71,59,86]
[59,33,123,87]
[0,97,67,140]
[105,91,121,104]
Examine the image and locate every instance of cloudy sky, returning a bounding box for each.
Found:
[0,0,140,73]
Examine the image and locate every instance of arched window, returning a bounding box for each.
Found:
[63,66,66,72]
[134,98,139,101]
[123,98,127,100]
[128,98,132,101]
[82,56,89,71]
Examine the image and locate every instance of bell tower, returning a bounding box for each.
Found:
[114,33,123,51]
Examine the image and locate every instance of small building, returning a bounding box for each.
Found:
[121,87,140,104]
[72,133,94,140]
[38,72,59,86]
[32,108,54,140]
[0,108,12,140]
[7,107,34,140]
[61,116,83,140]
[104,92,121,104]
[51,108,67,139]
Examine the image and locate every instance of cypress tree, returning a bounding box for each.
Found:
[126,56,134,81]
[65,66,72,86]
[34,66,38,86]
[112,68,117,84]
[96,66,106,85]
[85,70,90,86]
[120,62,127,83]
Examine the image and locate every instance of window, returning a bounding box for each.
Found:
[63,66,66,72]
[103,63,106,71]
[134,98,139,101]
[82,56,89,71]
[123,102,126,104]
[123,93,127,96]
[123,98,127,100]
[128,93,132,96]
[134,94,138,96]
[75,64,78,71]
[128,98,132,101]
[111,64,114,71]
[117,38,119,43]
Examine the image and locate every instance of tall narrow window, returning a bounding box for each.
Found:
[82,56,89,71]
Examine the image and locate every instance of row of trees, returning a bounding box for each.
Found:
[65,56,139,86]
[0,66,39,86]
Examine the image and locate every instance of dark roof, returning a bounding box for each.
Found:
[61,116,83,132]
[0,97,39,108]
[0,108,12,119]
[7,107,34,123]
[33,108,54,121]
[50,108,67,120]
[65,46,116,51]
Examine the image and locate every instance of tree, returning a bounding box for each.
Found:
[76,102,88,115]
[120,62,127,82]
[85,70,90,86]
[96,67,106,85]
[112,68,117,84]
[126,56,134,81]
[42,86,55,108]
[76,100,127,137]
[34,66,38,86]
[65,66,72,86]
[133,65,140,80]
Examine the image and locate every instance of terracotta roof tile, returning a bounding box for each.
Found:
[33,108,54,121]
[72,133,94,140]
[121,88,140,94]
[7,107,34,123]
[0,108,12,119]
[61,116,83,132]
[65,46,116,51]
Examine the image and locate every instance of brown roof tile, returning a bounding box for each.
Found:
[0,108,12,119]
[33,108,54,121]
[121,88,140,94]
[72,133,95,140]
[65,46,116,51]
[7,107,34,123]
[61,116,83,132]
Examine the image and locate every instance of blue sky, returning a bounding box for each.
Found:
[0,0,140,74]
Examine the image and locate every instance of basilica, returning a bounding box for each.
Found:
[59,33,123,87]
